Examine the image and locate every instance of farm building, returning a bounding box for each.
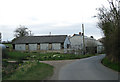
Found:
[70,32,104,54]
[12,35,70,51]
[70,32,83,50]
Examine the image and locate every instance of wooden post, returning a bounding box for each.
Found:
[0,42,2,81]
[0,32,1,43]
[82,24,86,55]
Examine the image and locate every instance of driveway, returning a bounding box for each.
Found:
[58,54,119,80]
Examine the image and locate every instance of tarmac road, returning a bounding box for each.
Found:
[58,54,119,80]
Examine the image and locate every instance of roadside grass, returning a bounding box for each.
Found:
[3,61,54,80]
[6,51,29,60]
[2,59,22,79]
[102,57,120,72]
[28,52,95,61]
[5,50,96,61]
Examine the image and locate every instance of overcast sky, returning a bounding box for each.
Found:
[0,0,109,41]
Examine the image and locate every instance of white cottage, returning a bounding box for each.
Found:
[70,33,83,50]
[70,32,104,54]
[12,35,70,51]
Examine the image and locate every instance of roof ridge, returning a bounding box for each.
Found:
[12,35,67,44]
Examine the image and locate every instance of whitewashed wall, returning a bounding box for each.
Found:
[15,44,26,51]
[40,43,49,50]
[29,44,37,51]
[85,37,97,47]
[70,36,83,49]
[96,41,103,53]
[52,43,61,50]
[64,37,71,49]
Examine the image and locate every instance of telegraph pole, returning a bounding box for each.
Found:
[49,32,51,35]
[118,1,120,14]
[0,32,1,43]
[82,24,86,55]
[118,1,120,31]
[29,30,31,36]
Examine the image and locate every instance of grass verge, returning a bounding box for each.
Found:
[7,51,29,60]
[3,61,54,80]
[102,57,120,72]
[28,52,95,61]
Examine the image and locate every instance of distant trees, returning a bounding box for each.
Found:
[14,25,29,38]
[96,0,120,62]
[12,25,33,42]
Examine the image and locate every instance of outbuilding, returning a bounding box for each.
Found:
[70,32,104,54]
[12,35,70,51]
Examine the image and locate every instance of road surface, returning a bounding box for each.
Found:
[58,54,119,80]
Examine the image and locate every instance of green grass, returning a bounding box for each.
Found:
[7,51,29,60]
[2,60,22,79]
[5,50,95,61]
[28,52,95,61]
[4,44,12,48]
[4,61,54,80]
[4,50,96,61]
[102,57,120,72]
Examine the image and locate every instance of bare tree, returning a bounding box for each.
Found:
[96,0,120,62]
[14,25,30,38]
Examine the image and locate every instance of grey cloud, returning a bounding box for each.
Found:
[0,22,103,41]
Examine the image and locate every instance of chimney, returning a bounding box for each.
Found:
[79,32,81,35]
[73,34,76,36]
[82,33,83,36]
[90,36,94,38]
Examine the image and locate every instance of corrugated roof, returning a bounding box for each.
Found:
[12,35,67,44]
